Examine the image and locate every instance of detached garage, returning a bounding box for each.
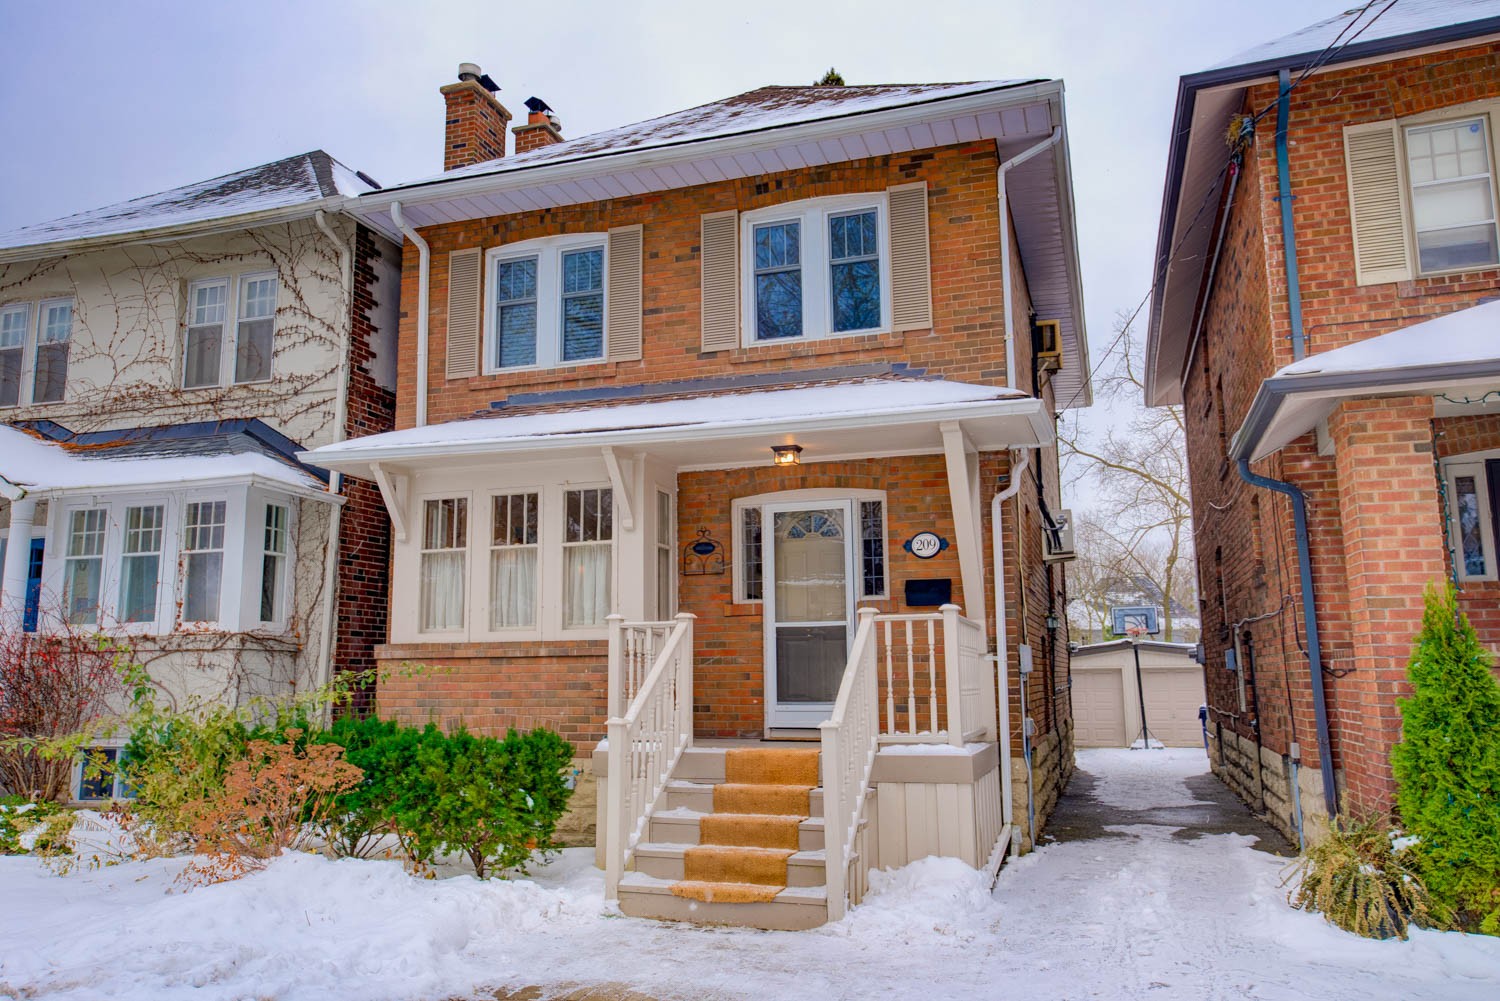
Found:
[1070,640,1205,748]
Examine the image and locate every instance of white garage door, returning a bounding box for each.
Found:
[1073,670,1127,747]
[1142,668,1206,747]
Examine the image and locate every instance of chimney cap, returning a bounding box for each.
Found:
[457,63,500,93]
[524,96,554,114]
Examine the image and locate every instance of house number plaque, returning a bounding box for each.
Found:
[904,532,948,560]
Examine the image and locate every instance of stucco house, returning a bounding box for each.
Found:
[304,67,1090,927]
[0,151,402,797]
[1145,0,1500,847]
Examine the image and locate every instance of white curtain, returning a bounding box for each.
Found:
[489,547,537,629]
[421,552,465,631]
[564,543,611,628]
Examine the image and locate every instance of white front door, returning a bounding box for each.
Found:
[763,501,857,730]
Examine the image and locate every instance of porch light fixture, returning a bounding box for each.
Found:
[771,444,803,467]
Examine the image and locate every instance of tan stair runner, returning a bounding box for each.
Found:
[671,747,818,904]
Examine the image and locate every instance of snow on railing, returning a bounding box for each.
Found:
[604,613,695,900]
[877,604,995,745]
[820,607,881,921]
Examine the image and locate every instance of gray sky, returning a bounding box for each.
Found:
[0,0,1336,476]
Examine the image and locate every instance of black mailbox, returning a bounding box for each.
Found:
[904,578,952,607]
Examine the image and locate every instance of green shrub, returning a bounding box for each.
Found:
[313,716,426,859]
[1286,814,1439,939]
[1391,584,1500,934]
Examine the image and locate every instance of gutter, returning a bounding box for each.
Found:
[390,202,430,427]
[998,129,1063,391]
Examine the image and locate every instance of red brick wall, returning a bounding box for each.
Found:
[393,143,1007,428]
[1184,41,1500,817]
[333,224,398,716]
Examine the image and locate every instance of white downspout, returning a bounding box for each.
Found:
[312,210,353,703]
[390,201,430,427]
[992,446,1031,859]
[999,128,1063,390]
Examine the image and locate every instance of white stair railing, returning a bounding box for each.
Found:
[604,612,695,899]
[877,604,994,744]
[606,618,676,718]
[819,607,881,922]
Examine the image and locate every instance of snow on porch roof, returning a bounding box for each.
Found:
[1231,298,1500,463]
[302,376,1054,473]
[0,422,330,500]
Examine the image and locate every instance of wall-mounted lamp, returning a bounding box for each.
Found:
[771,444,803,467]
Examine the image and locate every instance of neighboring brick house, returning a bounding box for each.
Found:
[0,152,402,793]
[1145,1,1500,847]
[306,67,1090,928]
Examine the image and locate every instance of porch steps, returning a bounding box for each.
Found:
[616,746,844,931]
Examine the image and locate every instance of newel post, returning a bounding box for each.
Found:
[675,611,696,750]
[941,603,964,747]
[606,613,625,719]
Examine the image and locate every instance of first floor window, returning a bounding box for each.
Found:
[563,488,612,628]
[1407,117,1500,273]
[859,500,886,598]
[120,505,164,624]
[421,497,467,631]
[77,747,129,801]
[754,220,802,340]
[260,504,289,622]
[656,491,674,618]
[184,279,227,389]
[234,274,276,383]
[64,508,106,625]
[0,303,26,407]
[741,507,764,601]
[489,492,538,630]
[32,299,72,404]
[182,501,227,622]
[1445,459,1499,581]
[495,256,539,368]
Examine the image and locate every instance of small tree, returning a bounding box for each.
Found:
[1391,584,1500,934]
[815,68,846,86]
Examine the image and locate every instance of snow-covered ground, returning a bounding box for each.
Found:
[2,748,1496,1001]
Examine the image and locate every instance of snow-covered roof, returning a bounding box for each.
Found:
[388,82,1035,192]
[0,151,376,260]
[0,421,330,499]
[1232,298,1500,461]
[304,374,1053,473]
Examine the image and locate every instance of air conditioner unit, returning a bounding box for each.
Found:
[1043,507,1076,563]
[1035,319,1063,372]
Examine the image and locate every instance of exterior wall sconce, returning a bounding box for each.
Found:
[771,444,803,467]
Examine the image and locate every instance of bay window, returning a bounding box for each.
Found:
[489,492,538,630]
[182,501,227,623]
[486,235,608,371]
[420,497,467,632]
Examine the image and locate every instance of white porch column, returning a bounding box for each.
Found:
[2,497,38,631]
[940,421,986,629]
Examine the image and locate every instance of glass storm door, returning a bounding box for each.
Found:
[763,502,857,729]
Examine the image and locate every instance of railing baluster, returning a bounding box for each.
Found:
[904,619,916,735]
[883,619,894,737]
[926,617,938,736]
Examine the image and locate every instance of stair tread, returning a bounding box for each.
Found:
[618,871,827,903]
[634,842,826,864]
[653,808,824,827]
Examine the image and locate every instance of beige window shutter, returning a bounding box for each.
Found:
[700,209,739,351]
[606,224,644,362]
[887,181,933,330]
[446,247,482,378]
[1344,120,1415,285]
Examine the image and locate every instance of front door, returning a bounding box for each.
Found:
[763,502,857,730]
[23,538,43,633]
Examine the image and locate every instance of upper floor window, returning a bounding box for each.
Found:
[741,196,890,346]
[182,272,278,389]
[0,304,26,408]
[33,299,72,404]
[486,236,607,372]
[1405,117,1499,273]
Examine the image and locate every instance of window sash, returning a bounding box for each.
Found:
[64,508,106,626]
[182,501,227,623]
[742,507,764,602]
[420,498,468,632]
[753,221,803,341]
[495,256,539,369]
[563,488,612,628]
[560,247,604,362]
[1406,118,1500,273]
[259,504,288,622]
[830,210,882,333]
[656,491,673,618]
[234,275,276,383]
[120,505,165,624]
[859,499,886,598]
[489,493,539,630]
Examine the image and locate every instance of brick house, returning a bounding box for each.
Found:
[0,152,402,794]
[1145,1,1500,847]
[305,67,1089,927]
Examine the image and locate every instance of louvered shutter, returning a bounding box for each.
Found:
[887,181,933,330]
[446,248,482,378]
[606,224,643,362]
[700,209,739,351]
[1344,121,1415,286]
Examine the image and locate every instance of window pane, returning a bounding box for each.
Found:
[32,341,67,403]
[240,277,276,319]
[78,747,119,801]
[0,347,19,408]
[743,507,763,601]
[860,500,885,597]
[260,505,288,622]
[496,258,538,369]
[41,302,72,343]
[234,317,274,383]
[754,222,802,341]
[420,552,465,631]
[184,552,223,622]
[832,260,881,332]
[191,282,228,326]
[121,506,164,624]
[64,509,106,626]
[1417,223,1500,272]
[1456,475,1487,576]
[489,547,537,629]
[562,293,604,361]
[423,498,466,549]
[564,544,611,627]
[184,326,222,388]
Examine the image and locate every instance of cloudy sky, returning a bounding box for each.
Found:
[0,0,1340,439]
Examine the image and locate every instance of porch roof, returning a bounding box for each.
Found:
[0,421,331,501]
[301,375,1053,474]
[1231,298,1500,462]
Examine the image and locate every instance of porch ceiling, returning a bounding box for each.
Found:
[301,377,1054,476]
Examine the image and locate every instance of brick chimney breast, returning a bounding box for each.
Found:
[441,63,512,171]
[514,96,565,155]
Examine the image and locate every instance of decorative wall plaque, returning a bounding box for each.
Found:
[903,532,948,560]
[681,528,725,575]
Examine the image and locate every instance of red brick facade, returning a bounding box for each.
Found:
[1184,41,1500,827]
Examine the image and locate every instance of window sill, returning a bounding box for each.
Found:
[722,329,906,365]
[724,603,762,617]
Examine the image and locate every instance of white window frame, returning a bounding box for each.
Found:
[31,297,74,404]
[1443,455,1500,583]
[655,490,675,619]
[73,744,132,803]
[0,301,30,409]
[233,270,278,385]
[418,493,471,636]
[118,502,168,628]
[561,484,615,630]
[62,507,108,626]
[180,270,279,389]
[486,489,541,633]
[739,194,892,347]
[483,233,609,374]
[732,488,889,603]
[180,498,230,626]
[1403,113,1500,277]
[257,501,292,626]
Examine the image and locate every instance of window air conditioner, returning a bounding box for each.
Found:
[1035,319,1063,372]
[1043,507,1076,563]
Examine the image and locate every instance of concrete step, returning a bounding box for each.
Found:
[663,780,824,816]
[616,871,829,931]
[632,842,827,888]
[648,809,825,851]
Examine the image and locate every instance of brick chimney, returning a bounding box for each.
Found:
[441,63,511,171]
[513,96,565,155]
